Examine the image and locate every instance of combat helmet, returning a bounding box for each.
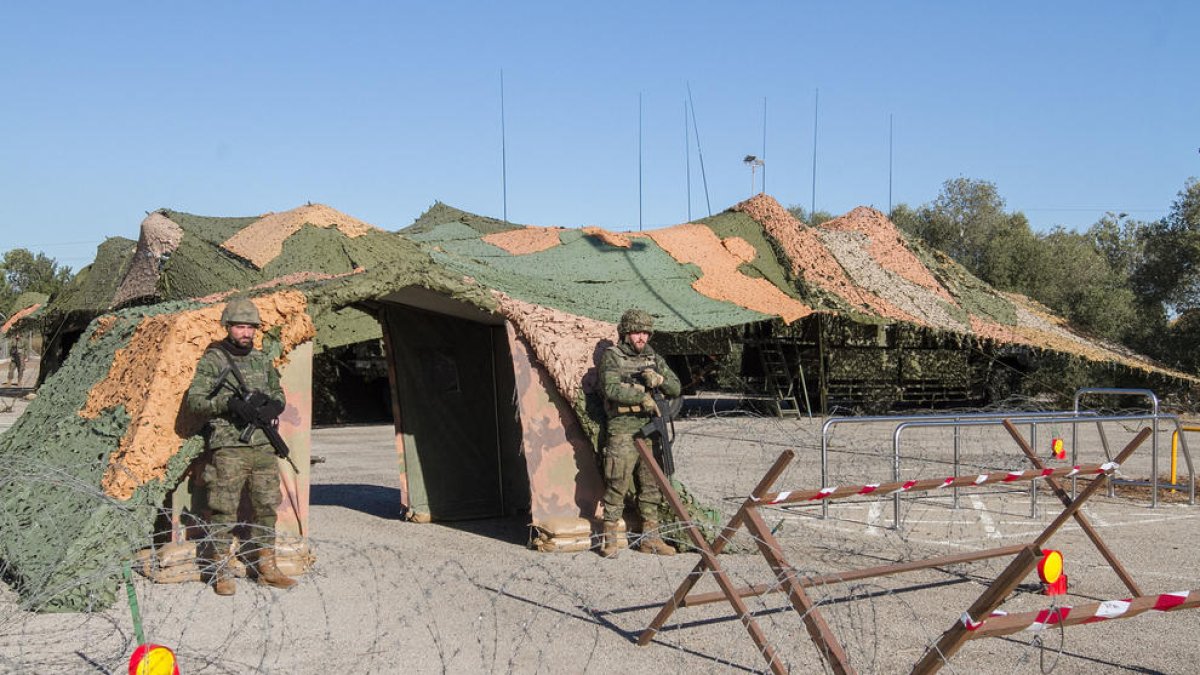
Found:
[221,298,261,326]
[618,308,654,336]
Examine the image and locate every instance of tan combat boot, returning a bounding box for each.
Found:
[212,556,237,596]
[598,521,621,558]
[636,520,676,556]
[255,549,298,590]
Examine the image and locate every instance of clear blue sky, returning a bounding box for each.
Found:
[1,2,1197,270]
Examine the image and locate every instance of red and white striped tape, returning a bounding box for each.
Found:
[756,463,1114,506]
[961,590,1197,637]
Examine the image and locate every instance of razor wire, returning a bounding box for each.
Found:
[1,408,1199,674]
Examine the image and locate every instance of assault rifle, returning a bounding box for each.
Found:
[638,387,677,477]
[207,360,299,475]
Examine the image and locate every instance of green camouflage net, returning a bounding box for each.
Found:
[29,237,134,331]
[0,301,210,611]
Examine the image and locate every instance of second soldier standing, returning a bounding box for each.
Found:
[598,309,681,557]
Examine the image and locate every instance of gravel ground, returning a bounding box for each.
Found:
[2,399,1198,674]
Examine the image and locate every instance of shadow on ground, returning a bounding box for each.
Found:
[440,516,531,546]
[310,483,404,519]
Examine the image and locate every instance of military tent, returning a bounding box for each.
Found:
[3,193,1195,612]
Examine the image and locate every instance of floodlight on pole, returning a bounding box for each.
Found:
[744,155,764,196]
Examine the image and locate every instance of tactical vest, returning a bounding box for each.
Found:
[202,347,278,448]
[604,344,659,417]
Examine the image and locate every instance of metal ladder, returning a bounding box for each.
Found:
[759,343,802,418]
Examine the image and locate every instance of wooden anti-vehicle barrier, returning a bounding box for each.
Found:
[634,422,1197,674]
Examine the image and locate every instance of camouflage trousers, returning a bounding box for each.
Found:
[202,445,282,553]
[601,433,663,522]
[5,357,20,384]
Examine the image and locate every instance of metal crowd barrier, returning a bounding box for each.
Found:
[818,388,1195,527]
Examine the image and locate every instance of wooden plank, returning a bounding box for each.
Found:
[1002,419,1142,596]
[633,438,788,675]
[681,544,1026,608]
[639,449,796,645]
[910,546,1041,675]
[743,505,856,674]
[911,427,1152,674]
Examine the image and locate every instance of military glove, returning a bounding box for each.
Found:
[640,369,665,389]
[228,396,257,424]
[640,393,658,413]
[246,390,286,422]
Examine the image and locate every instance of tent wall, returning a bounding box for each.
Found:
[505,323,604,526]
[381,303,525,521]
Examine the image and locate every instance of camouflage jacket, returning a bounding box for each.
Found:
[185,341,283,449]
[600,340,681,434]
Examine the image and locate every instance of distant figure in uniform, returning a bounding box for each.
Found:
[598,309,682,557]
[185,298,297,596]
[4,333,23,387]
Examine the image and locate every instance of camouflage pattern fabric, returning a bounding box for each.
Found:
[6,336,22,384]
[599,341,680,434]
[185,343,283,448]
[602,433,663,521]
[185,340,285,552]
[202,444,282,550]
[599,339,681,522]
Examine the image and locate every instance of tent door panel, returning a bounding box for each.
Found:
[383,305,505,520]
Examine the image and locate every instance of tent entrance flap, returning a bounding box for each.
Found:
[382,303,521,521]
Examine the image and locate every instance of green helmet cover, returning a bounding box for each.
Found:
[618,308,654,335]
[221,298,261,326]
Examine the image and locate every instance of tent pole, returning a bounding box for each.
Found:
[817,314,828,415]
[490,328,505,513]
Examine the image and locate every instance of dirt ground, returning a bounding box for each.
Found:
[2,399,1198,674]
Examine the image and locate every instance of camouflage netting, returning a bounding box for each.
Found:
[9,192,1195,612]
[3,291,49,334]
[26,237,135,334]
[55,193,1184,410]
[407,194,1196,384]
[138,204,414,352]
[0,292,312,611]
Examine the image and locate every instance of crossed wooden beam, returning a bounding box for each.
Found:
[631,423,1187,674]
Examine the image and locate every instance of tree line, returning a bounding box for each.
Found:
[0,249,72,321]
[796,176,1200,374]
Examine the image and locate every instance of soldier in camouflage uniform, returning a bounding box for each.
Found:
[598,309,682,557]
[185,298,297,595]
[4,333,23,387]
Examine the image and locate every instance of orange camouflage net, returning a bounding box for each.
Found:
[82,290,315,500]
[648,223,811,324]
[221,203,380,269]
[1,303,42,334]
[721,236,758,264]
[483,226,565,255]
[733,194,915,322]
[822,207,955,303]
[88,315,120,343]
[581,227,633,249]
